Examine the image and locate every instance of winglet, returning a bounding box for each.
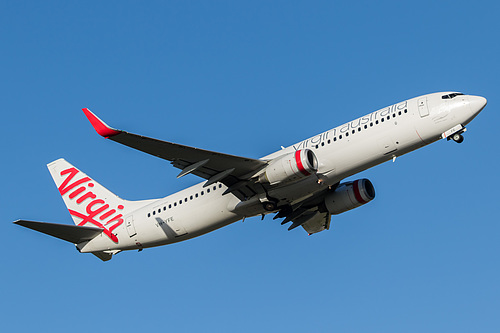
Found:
[82,108,121,138]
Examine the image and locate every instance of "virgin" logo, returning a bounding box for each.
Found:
[58,167,124,243]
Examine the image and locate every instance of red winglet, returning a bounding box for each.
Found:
[82,108,121,138]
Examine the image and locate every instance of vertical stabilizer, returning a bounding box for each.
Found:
[47,159,148,243]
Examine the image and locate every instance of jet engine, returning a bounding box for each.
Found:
[325,179,375,215]
[259,149,318,185]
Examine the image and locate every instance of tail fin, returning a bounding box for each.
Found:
[47,159,146,243]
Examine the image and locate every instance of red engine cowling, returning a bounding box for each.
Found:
[324,179,375,215]
[260,149,318,185]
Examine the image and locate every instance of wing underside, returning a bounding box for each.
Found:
[110,132,268,199]
[82,108,268,200]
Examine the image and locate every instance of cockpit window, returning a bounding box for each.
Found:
[442,93,464,99]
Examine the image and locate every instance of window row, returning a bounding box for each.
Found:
[148,183,223,218]
[315,109,408,149]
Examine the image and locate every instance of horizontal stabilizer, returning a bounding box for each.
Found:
[14,220,103,244]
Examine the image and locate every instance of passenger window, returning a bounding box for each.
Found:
[398,111,401,116]
[334,137,337,142]
[219,184,222,188]
[364,125,367,129]
[148,213,151,217]
[376,120,379,124]
[158,209,161,213]
[386,116,390,120]
[370,122,373,126]
[207,189,211,193]
[169,204,172,209]
[346,132,349,137]
[179,200,182,205]
[358,127,361,132]
[153,211,156,215]
[404,109,408,113]
[321,142,324,146]
[195,193,199,198]
[190,195,193,200]
[163,206,166,211]
[339,135,342,139]
[201,191,204,195]
[174,202,177,207]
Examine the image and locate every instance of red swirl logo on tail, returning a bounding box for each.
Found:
[58,167,123,243]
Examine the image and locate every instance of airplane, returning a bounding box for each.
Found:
[14,92,487,261]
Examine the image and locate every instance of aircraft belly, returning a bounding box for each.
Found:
[79,230,137,252]
[330,124,426,181]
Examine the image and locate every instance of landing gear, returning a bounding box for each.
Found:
[452,133,464,143]
[262,201,278,211]
[443,125,466,143]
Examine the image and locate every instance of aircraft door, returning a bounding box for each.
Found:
[418,97,430,117]
[125,215,137,237]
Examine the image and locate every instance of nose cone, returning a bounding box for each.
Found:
[469,95,487,116]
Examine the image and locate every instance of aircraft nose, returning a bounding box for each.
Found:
[469,95,487,116]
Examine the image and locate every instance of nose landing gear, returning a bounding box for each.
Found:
[442,125,466,144]
[452,133,464,143]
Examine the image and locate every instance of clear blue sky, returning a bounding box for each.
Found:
[2,1,499,332]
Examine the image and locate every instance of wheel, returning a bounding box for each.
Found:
[452,133,464,143]
[263,201,277,211]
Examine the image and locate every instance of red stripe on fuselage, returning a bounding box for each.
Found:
[295,150,310,176]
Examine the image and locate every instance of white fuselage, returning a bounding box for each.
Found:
[78,92,486,253]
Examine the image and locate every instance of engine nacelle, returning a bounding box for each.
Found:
[259,149,318,185]
[325,179,375,215]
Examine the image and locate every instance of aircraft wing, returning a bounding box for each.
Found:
[82,109,268,199]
